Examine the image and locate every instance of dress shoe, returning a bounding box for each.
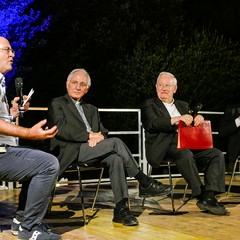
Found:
[196,197,227,215]
[113,207,139,226]
[139,179,172,198]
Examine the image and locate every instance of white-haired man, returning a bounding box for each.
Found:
[141,71,227,215]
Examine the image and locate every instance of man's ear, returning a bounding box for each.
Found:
[85,87,90,94]
[173,85,177,93]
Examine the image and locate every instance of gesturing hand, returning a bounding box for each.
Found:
[27,119,58,140]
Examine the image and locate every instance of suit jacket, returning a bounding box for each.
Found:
[47,94,108,175]
[219,104,240,163]
[141,97,189,168]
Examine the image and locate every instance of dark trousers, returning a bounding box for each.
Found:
[78,137,140,203]
[0,146,59,230]
[165,145,225,196]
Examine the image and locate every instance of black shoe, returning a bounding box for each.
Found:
[218,202,226,209]
[18,224,60,240]
[113,208,139,226]
[196,197,227,215]
[139,180,172,198]
[11,217,51,236]
[11,217,21,236]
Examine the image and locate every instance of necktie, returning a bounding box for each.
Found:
[76,102,92,133]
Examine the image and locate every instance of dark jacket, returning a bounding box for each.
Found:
[219,104,240,163]
[141,97,189,168]
[47,94,108,175]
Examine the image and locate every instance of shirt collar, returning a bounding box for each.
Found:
[71,97,82,105]
[0,74,5,88]
[0,73,5,82]
[162,99,175,107]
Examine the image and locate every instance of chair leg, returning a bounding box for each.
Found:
[91,167,104,211]
[182,183,189,202]
[167,161,175,213]
[76,166,87,225]
[227,159,239,197]
[142,165,153,207]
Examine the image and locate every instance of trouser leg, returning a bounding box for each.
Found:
[78,137,140,203]
[101,154,129,203]
[166,146,203,196]
[78,137,140,177]
[166,146,225,196]
[194,148,225,194]
[15,180,31,220]
[0,147,59,230]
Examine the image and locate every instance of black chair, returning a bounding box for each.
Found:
[226,156,240,197]
[48,161,104,225]
[141,160,189,213]
[141,124,189,213]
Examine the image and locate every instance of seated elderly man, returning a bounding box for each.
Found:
[141,71,227,216]
[47,68,171,226]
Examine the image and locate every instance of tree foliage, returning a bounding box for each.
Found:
[0,0,51,81]
[114,28,240,110]
[168,30,240,110]
[2,0,240,111]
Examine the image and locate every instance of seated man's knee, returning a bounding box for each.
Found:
[175,150,194,167]
[178,149,193,160]
[214,148,224,158]
[211,148,225,164]
[110,137,123,145]
[46,154,60,174]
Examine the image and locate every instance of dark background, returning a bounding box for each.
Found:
[2,0,240,166]
[5,0,240,110]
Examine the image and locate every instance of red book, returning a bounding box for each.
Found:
[177,120,213,150]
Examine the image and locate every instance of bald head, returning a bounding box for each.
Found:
[0,36,15,74]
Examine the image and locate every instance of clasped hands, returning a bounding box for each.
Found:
[88,132,104,147]
[180,114,204,126]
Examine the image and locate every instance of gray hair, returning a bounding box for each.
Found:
[67,68,91,88]
[156,71,177,85]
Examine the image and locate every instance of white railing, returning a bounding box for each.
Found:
[98,108,145,171]
[0,108,226,189]
[35,108,226,176]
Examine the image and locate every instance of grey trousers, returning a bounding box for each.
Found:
[0,146,59,230]
[78,137,140,203]
[165,145,226,196]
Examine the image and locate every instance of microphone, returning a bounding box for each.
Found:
[15,77,24,118]
[189,103,203,118]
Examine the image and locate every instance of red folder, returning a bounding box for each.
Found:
[177,120,213,150]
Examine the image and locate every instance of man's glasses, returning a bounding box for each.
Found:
[69,80,88,88]
[0,47,15,54]
[157,84,175,89]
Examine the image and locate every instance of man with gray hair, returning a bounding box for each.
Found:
[48,68,171,226]
[141,71,227,215]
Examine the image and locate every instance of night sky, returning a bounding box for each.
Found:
[2,0,240,110]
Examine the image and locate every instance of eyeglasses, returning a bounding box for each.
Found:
[69,80,88,88]
[157,83,175,89]
[0,47,15,54]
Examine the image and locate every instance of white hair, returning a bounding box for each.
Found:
[156,71,177,85]
[67,68,91,87]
